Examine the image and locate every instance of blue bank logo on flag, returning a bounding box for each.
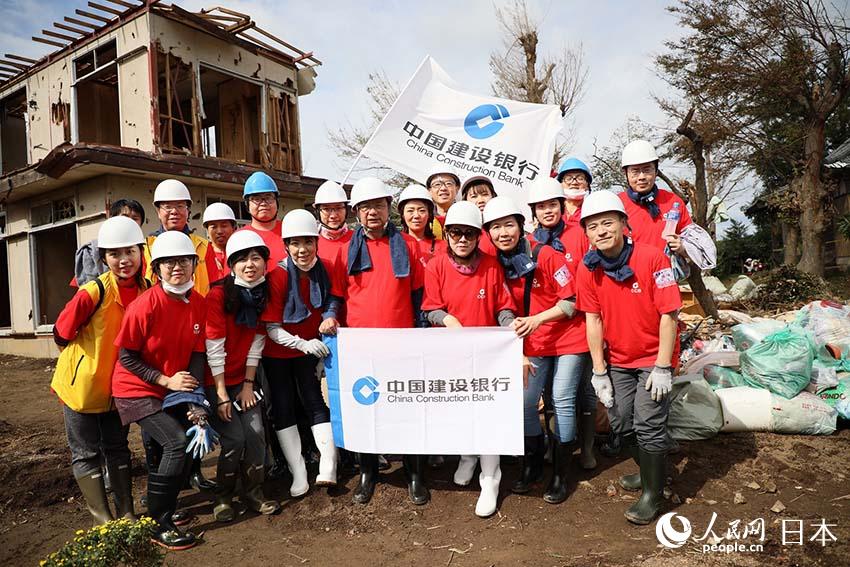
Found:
[352,376,380,405]
[464,104,510,139]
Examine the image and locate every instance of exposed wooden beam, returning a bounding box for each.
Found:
[0,59,29,70]
[53,22,88,35]
[42,29,77,42]
[226,20,254,35]
[0,66,20,74]
[75,9,112,24]
[65,16,100,30]
[88,2,123,17]
[103,0,138,8]
[5,54,38,64]
[33,37,66,48]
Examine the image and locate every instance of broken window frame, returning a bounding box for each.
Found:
[266,86,302,175]
[0,87,30,175]
[155,49,200,156]
[71,39,120,145]
[0,209,10,330]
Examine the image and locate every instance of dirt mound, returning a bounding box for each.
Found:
[0,422,75,509]
[750,266,832,312]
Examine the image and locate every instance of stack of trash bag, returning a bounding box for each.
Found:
[795,300,850,357]
[667,375,724,441]
[739,326,814,399]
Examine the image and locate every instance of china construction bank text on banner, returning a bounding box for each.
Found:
[323,327,524,455]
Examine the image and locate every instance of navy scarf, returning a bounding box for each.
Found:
[347,223,410,278]
[497,238,536,280]
[583,239,635,282]
[283,258,330,324]
[234,283,266,328]
[626,185,661,219]
[532,219,566,253]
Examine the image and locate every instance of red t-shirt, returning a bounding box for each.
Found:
[422,253,515,327]
[478,230,498,256]
[112,285,207,399]
[504,243,585,357]
[318,231,353,266]
[575,242,682,368]
[619,189,692,252]
[239,221,286,270]
[412,237,447,265]
[204,284,257,387]
[209,247,229,284]
[261,258,345,359]
[335,233,425,328]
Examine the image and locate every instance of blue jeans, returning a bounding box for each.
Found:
[524,353,590,443]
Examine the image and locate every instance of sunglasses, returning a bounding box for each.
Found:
[447,228,480,241]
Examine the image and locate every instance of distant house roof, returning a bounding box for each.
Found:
[825,137,850,169]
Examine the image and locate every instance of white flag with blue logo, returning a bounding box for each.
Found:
[357,55,563,210]
[324,327,523,455]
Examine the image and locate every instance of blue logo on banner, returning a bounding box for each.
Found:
[352,376,380,405]
[464,104,510,139]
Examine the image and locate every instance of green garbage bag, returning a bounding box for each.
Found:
[739,326,815,399]
[668,375,723,441]
[704,365,747,390]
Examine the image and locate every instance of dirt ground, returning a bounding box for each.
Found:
[1,354,848,567]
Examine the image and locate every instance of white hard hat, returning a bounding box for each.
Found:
[621,140,659,168]
[580,190,627,225]
[225,230,269,263]
[425,165,460,188]
[349,177,390,208]
[97,216,145,249]
[397,184,434,209]
[202,202,236,226]
[313,180,349,207]
[150,231,197,262]
[281,209,320,239]
[444,201,483,230]
[153,179,191,204]
[482,196,525,226]
[527,177,566,206]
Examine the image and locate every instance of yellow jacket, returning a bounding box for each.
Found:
[145,232,211,296]
[51,272,147,413]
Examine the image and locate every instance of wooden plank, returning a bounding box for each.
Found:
[42,29,77,42]
[33,36,66,48]
[75,9,112,24]
[88,2,123,17]
[0,66,20,74]
[65,16,100,30]
[53,22,88,36]
[5,54,38,64]
[226,20,254,34]
[0,59,29,70]
[103,0,138,8]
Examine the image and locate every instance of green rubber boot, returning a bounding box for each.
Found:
[624,448,666,525]
[618,432,641,492]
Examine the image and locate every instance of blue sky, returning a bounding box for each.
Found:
[0,0,753,229]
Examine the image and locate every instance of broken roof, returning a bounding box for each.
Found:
[0,1,320,89]
[825,137,850,169]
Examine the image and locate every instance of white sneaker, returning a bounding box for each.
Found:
[475,465,502,518]
[311,423,338,486]
[453,455,478,486]
[276,426,309,497]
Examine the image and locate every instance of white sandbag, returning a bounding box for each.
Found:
[716,387,772,432]
[703,275,728,296]
[729,275,757,301]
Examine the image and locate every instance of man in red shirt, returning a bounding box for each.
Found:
[336,176,429,505]
[575,190,681,526]
[424,166,459,237]
[238,171,286,267]
[202,202,237,282]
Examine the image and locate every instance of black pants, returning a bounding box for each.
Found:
[263,355,330,431]
[138,407,191,477]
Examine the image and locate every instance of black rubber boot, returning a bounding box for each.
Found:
[618,432,641,492]
[543,440,573,504]
[600,430,622,457]
[625,448,666,525]
[147,473,197,551]
[511,435,545,494]
[352,453,379,505]
[578,409,598,470]
[188,458,217,492]
[403,455,430,505]
[106,459,137,520]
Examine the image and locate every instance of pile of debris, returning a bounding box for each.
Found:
[702,266,834,314]
[669,300,850,442]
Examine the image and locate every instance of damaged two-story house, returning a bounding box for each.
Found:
[0,1,322,356]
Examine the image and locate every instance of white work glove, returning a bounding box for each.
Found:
[646,366,673,402]
[299,338,330,358]
[591,369,614,408]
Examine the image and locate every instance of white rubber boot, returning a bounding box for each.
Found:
[475,455,501,518]
[311,422,338,486]
[453,455,478,486]
[276,426,309,497]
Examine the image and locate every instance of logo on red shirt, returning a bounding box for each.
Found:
[653,268,676,289]
[631,282,642,294]
[476,288,486,300]
[193,323,200,334]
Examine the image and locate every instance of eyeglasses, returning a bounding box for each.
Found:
[429,179,457,190]
[626,165,656,176]
[161,257,194,269]
[319,205,347,214]
[158,203,188,213]
[356,201,388,212]
[447,228,479,242]
[561,174,587,184]
[248,194,277,204]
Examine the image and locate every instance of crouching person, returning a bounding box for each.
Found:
[575,191,681,525]
[52,217,149,525]
[206,231,280,521]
